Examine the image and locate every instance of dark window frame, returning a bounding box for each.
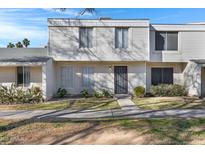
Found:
[115,27,129,49]
[151,67,173,85]
[79,27,93,48]
[155,31,178,51]
[16,66,30,87]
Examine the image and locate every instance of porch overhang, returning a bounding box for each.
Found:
[0,56,51,66]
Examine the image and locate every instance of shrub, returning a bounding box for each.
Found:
[81,89,89,98]
[0,84,43,104]
[133,86,145,97]
[57,88,67,98]
[30,87,44,103]
[151,84,187,97]
[102,89,111,98]
[93,90,102,98]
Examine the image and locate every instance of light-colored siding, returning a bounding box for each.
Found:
[48,19,149,27]
[183,61,201,96]
[0,67,16,87]
[180,32,205,61]
[49,26,149,61]
[42,59,55,99]
[54,61,146,95]
[0,48,47,59]
[30,66,42,87]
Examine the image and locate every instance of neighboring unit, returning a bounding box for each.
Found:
[0,18,205,99]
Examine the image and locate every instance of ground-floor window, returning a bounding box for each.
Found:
[151,68,173,85]
[81,67,94,88]
[17,66,30,87]
[60,66,74,88]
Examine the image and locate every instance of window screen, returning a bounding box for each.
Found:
[115,28,128,49]
[79,27,93,48]
[60,66,73,88]
[167,32,178,50]
[151,68,173,85]
[17,67,23,86]
[82,67,94,88]
[155,31,178,50]
[17,66,30,87]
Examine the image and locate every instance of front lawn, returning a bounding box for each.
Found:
[0,97,119,110]
[132,97,205,110]
[1,118,205,144]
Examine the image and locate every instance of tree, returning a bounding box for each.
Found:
[7,42,15,48]
[55,8,96,17]
[15,42,23,48]
[78,8,96,16]
[22,38,30,48]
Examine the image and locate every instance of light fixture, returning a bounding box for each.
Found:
[108,65,112,71]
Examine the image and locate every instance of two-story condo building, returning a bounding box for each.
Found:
[0,18,205,100]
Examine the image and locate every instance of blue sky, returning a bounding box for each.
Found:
[1,8,205,47]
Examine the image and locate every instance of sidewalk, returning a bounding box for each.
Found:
[1,108,205,120]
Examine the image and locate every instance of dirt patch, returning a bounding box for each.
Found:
[1,119,205,145]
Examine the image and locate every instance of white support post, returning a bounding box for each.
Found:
[42,63,47,100]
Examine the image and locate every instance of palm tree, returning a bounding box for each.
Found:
[22,38,30,48]
[15,42,23,48]
[7,42,15,48]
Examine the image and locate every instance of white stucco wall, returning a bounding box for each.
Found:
[54,61,146,95]
[0,67,16,87]
[183,61,201,96]
[42,59,55,99]
[0,48,47,59]
[49,26,149,61]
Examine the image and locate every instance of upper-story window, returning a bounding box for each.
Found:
[115,28,128,49]
[79,27,93,48]
[155,31,178,50]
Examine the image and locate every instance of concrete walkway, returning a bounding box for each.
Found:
[117,98,139,109]
[1,108,205,120]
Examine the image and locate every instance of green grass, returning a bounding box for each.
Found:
[0,97,119,110]
[118,118,205,144]
[1,118,205,144]
[132,97,205,110]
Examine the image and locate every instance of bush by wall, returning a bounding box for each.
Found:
[151,84,187,97]
[93,90,102,98]
[81,89,89,98]
[57,88,68,98]
[0,84,43,104]
[133,86,145,97]
[102,89,112,98]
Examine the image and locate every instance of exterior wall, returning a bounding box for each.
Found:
[201,67,205,97]
[180,32,205,61]
[48,19,149,27]
[0,48,47,59]
[54,61,146,95]
[42,59,55,99]
[49,23,149,61]
[146,62,186,92]
[0,66,42,88]
[150,25,205,62]
[30,66,42,87]
[0,67,16,87]
[183,61,201,96]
